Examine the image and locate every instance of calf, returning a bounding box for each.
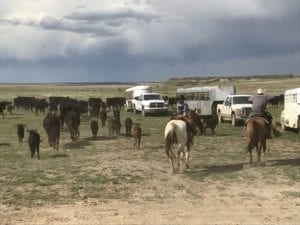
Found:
[125,117,133,136]
[132,123,142,149]
[27,129,40,159]
[201,114,218,136]
[90,120,99,138]
[17,124,25,143]
[106,118,121,137]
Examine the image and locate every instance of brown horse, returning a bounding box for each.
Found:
[245,117,269,164]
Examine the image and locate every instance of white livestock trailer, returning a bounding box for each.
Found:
[280,87,300,134]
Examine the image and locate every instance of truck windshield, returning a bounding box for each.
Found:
[233,96,251,104]
[144,95,161,100]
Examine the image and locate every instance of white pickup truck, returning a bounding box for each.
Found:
[125,85,167,116]
[217,95,252,126]
[133,92,167,116]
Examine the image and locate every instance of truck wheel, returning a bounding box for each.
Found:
[231,114,236,127]
[142,109,147,117]
[218,112,223,124]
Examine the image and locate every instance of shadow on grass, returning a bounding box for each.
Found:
[0,143,11,146]
[187,157,300,181]
[82,136,117,141]
[51,153,69,158]
[63,140,92,149]
[186,162,244,181]
[267,157,300,167]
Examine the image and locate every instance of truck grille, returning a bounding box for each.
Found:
[150,103,164,108]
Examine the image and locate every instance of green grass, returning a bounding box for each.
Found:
[0,77,299,207]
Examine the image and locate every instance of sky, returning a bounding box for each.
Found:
[0,0,299,83]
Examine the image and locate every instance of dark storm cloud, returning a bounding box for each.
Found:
[0,0,299,83]
[178,9,300,65]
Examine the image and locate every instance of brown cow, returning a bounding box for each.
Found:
[132,123,141,149]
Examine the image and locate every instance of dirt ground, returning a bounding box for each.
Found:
[1,146,299,225]
[1,181,299,225]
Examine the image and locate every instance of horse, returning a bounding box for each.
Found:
[164,109,200,173]
[245,117,269,165]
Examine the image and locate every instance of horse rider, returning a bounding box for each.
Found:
[177,95,189,116]
[243,88,281,139]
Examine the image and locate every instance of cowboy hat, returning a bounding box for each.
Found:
[256,88,265,95]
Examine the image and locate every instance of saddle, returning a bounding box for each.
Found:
[244,116,269,125]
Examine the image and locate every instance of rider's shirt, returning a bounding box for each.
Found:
[248,95,275,116]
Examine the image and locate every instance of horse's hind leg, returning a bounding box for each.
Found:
[256,145,261,162]
[262,140,267,161]
[166,148,177,173]
[249,150,253,164]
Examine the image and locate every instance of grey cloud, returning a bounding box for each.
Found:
[39,16,118,36]
[64,8,159,24]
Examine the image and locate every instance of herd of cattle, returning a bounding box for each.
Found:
[1,94,285,160]
[1,96,144,160]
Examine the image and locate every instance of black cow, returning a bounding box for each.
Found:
[201,114,218,136]
[27,129,40,159]
[106,97,126,109]
[34,99,49,116]
[43,113,60,150]
[17,124,25,143]
[88,98,104,118]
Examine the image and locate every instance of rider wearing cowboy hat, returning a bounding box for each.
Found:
[243,88,281,139]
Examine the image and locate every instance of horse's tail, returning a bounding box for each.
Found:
[165,127,176,157]
[246,119,257,151]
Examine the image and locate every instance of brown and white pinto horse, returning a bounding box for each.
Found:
[245,117,269,164]
[164,109,200,173]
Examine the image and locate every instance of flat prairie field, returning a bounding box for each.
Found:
[0,76,299,225]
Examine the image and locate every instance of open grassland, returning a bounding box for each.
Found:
[0,76,299,225]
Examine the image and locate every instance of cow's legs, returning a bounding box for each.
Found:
[36,146,40,160]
